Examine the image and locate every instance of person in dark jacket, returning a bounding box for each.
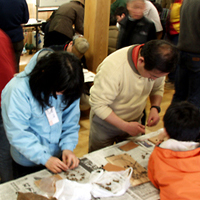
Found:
[44,0,84,47]
[114,6,128,24]
[0,0,29,72]
[117,0,157,49]
[172,0,200,109]
[108,15,119,55]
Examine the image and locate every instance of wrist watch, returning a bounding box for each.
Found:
[150,106,161,113]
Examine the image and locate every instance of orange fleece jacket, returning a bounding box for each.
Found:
[148,146,200,200]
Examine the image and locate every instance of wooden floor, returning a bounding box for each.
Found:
[20,52,175,158]
[74,83,175,158]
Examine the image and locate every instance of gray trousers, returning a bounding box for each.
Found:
[89,114,134,153]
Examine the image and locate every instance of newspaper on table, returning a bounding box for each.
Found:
[0,169,52,200]
[0,128,164,200]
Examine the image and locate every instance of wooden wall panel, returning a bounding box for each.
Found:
[84,0,111,72]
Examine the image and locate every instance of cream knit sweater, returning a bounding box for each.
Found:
[89,45,165,121]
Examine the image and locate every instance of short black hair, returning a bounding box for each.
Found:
[163,102,200,142]
[153,2,163,14]
[110,14,117,26]
[29,51,84,110]
[140,40,178,73]
[114,6,128,17]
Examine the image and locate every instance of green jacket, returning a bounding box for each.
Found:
[110,0,126,15]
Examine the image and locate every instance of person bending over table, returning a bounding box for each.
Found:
[1,49,84,179]
[89,40,178,152]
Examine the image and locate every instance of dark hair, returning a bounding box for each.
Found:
[140,40,178,73]
[110,14,117,26]
[153,2,163,14]
[114,6,128,17]
[29,51,84,110]
[163,102,200,142]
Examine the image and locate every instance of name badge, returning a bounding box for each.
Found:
[45,107,59,126]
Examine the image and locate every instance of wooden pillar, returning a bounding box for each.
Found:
[84,0,111,72]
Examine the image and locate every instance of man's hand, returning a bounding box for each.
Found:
[105,111,145,136]
[147,108,160,127]
[62,149,79,169]
[45,157,68,174]
[123,121,145,136]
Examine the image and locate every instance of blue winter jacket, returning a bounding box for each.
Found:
[1,50,80,167]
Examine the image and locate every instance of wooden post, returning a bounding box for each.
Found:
[84,0,111,72]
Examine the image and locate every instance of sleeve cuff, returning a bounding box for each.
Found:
[61,143,76,152]
[40,152,52,166]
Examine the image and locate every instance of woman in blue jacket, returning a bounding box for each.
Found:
[1,49,84,179]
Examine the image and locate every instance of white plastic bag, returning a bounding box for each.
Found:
[53,179,92,200]
[38,175,62,198]
[53,167,133,199]
[90,167,133,198]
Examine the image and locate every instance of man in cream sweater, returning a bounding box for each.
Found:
[89,40,178,152]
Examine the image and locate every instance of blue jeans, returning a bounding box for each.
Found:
[0,109,13,183]
[172,51,200,108]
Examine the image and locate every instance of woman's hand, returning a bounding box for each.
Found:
[45,156,68,173]
[62,149,79,169]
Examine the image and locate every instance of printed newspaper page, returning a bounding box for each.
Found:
[0,129,163,200]
[0,170,52,200]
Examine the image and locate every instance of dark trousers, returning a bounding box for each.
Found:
[44,31,71,47]
[12,40,24,73]
[167,34,179,82]
[0,110,13,183]
[12,160,46,180]
[172,51,200,109]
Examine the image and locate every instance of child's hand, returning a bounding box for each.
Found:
[62,149,79,169]
[45,156,68,173]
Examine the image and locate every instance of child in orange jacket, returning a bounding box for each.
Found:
[148,101,200,200]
